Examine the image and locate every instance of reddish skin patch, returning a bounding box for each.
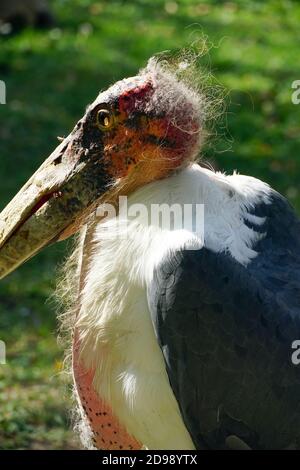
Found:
[119,80,154,115]
[73,333,142,450]
[102,80,200,181]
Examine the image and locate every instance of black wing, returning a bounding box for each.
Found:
[148,193,300,449]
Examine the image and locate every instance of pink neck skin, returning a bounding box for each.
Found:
[73,332,142,450]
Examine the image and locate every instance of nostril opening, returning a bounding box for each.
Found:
[53,155,62,165]
[76,121,83,130]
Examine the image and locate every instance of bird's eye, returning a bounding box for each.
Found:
[96,109,115,131]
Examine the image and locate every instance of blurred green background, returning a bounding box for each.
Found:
[0,0,300,449]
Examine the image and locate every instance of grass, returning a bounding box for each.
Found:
[0,0,300,449]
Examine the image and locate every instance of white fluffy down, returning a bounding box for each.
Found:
[74,163,271,449]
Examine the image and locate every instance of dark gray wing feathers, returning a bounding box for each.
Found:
[148,193,300,449]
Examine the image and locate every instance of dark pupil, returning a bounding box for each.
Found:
[98,110,110,127]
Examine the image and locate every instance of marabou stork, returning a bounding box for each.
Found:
[1,58,300,450]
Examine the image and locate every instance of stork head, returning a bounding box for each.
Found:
[0,58,205,279]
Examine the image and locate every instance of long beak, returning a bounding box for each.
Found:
[0,125,108,280]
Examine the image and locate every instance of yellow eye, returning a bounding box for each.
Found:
[96,109,115,131]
